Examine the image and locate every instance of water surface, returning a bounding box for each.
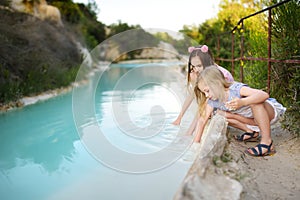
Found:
[0,63,196,200]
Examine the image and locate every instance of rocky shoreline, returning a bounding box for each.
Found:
[175,118,300,200]
[174,114,243,200]
[0,84,73,113]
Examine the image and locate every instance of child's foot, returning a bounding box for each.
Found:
[234,131,260,142]
[245,140,276,157]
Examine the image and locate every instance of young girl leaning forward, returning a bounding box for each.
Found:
[193,67,286,157]
[172,45,234,127]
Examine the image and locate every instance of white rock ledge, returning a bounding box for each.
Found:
[174,114,243,200]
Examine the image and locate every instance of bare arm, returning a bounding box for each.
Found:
[227,87,269,110]
[193,104,214,143]
[172,93,194,125]
[185,112,199,135]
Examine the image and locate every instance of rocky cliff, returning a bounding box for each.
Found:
[0,4,81,104]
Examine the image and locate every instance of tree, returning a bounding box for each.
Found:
[268,0,300,135]
[180,0,268,87]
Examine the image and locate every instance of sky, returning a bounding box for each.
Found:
[74,0,221,32]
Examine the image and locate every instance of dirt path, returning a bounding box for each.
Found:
[224,124,300,200]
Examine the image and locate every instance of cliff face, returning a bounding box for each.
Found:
[10,0,63,26]
[0,6,81,103]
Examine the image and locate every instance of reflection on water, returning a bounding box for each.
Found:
[0,93,78,173]
[0,63,195,200]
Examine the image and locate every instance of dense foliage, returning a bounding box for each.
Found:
[180,0,268,88]
[269,0,300,135]
[49,0,106,49]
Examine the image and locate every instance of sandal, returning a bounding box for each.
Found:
[245,141,276,157]
[234,131,260,142]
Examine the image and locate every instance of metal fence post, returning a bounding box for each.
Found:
[267,9,272,93]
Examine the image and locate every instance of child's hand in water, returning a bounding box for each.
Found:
[172,117,181,125]
[225,97,241,111]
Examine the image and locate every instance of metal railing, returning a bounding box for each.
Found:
[212,0,300,93]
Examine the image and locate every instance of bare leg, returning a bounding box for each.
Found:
[226,118,259,141]
[218,110,259,140]
[227,118,254,133]
[217,109,257,125]
[247,102,275,155]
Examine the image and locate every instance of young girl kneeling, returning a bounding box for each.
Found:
[193,67,286,157]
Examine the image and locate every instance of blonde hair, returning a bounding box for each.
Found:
[194,66,231,116]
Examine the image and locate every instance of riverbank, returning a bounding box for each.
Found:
[226,126,300,199]
[175,119,300,199]
[0,84,73,112]
[0,59,186,112]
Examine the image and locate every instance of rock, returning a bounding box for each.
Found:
[174,114,243,200]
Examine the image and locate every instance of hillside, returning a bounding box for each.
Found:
[0,6,82,105]
[0,0,183,107]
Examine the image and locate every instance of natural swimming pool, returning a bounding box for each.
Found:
[0,62,196,200]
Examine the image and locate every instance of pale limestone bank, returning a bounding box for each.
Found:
[174,114,243,200]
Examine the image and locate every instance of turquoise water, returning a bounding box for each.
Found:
[0,63,195,200]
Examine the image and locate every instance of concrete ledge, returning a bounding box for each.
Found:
[174,114,243,200]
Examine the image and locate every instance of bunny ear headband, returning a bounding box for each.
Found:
[188,45,209,53]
